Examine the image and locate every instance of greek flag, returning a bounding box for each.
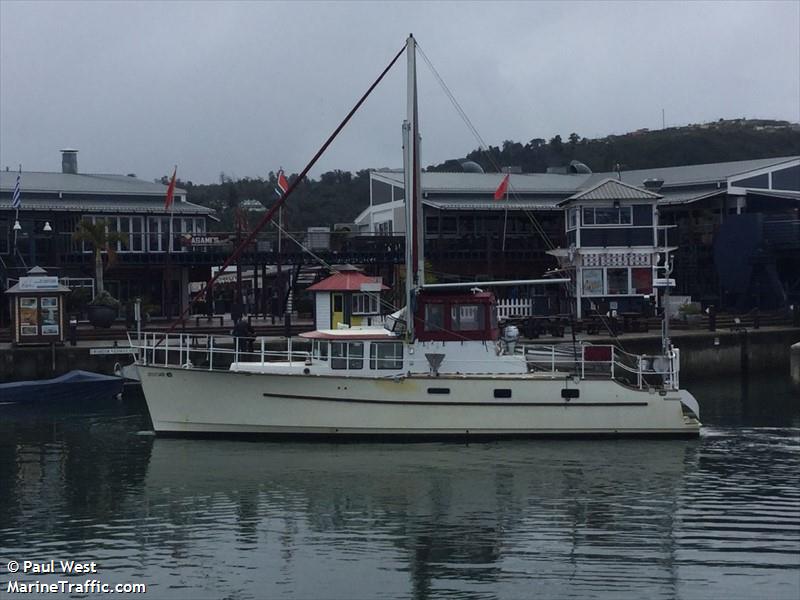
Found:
[12,167,21,209]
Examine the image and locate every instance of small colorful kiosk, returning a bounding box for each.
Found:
[306,268,388,329]
[4,266,71,346]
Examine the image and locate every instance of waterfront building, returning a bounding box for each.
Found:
[0,150,216,321]
[549,178,663,318]
[355,156,799,311]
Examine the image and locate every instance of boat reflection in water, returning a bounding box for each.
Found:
[140,434,798,599]
[140,437,711,599]
[1,391,797,600]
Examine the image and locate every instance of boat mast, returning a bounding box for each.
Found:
[403,34,423,341]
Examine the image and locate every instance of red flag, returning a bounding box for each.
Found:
[164,166,177,210]
[277,169,289,195]
[494,173,509,201]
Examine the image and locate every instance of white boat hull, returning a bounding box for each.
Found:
[138,365,700,437]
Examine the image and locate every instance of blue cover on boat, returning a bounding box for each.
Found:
[0,370,124,404]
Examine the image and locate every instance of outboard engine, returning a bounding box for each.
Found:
[502,325,520,354]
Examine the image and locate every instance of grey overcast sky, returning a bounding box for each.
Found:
[1,0,798,184]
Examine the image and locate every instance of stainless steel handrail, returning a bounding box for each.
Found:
[130,332,311,372]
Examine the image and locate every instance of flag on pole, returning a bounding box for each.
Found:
[274,169,289,198]
[493,173,509,201]
[12,166,22,209]
[164,166,177,210]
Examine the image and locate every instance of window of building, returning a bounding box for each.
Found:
[459,216,475,236]
[331,341,363,370]
[582,269,603,296]
[451,304,484,331]
[632,205,653,226]
[424,303,444,332]
[582,206,633,226]
[607,268,630,295]
[370,342,403,370]
[131,217,143,251]
[426,216,439,235]
[632,268,653,294]
[567,208,577,230]
[352,293,379,315]
[0,219,9,254]
[441,217,457,235]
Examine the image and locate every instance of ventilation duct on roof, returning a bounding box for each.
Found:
[61,148,78,174]
[643,177,665,191]
[569,160,592,174]
[459,160,485,173]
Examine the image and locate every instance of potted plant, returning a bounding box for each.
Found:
[87,290,121,328]
[72,219,128,328]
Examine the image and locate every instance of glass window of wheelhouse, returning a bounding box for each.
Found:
[313,340,329,361]
[450,304,484,331]
[331,341,363,370]
[370,341,403,370]
[424,303,444,332]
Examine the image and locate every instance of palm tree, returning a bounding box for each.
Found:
[72,219,128,296]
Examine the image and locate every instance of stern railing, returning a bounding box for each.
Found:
[517,342,679,391]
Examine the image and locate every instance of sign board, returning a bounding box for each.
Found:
[89,347,135,355]
[360,282,383,292]
[18,276,60,290]
[653,278,676,287]
[181,234,230,247]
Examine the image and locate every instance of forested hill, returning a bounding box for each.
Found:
[429,119,800,174]
[175,119,799,232]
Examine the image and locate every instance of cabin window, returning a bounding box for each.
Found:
[567,208,577,230]
[331,341,363,370]
[370,342,403,370]
[333,295,343,312]
[313,340,329,362]
[582,208,595,225]
[494,389,512,398]
[352,293,379,315]
[424,304,444,332]
[451,304,484,331]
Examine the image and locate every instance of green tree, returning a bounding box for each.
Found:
[72,219,128,295]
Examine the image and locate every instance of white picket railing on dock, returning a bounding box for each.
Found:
[496,299,533,319]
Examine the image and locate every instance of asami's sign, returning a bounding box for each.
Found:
[181,234,230,247]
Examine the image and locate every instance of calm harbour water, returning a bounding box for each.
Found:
[1,373,798,599]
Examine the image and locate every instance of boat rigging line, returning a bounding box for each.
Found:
[158,43,407,341]
[416,43,626,348]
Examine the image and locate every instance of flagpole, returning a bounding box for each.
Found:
[12,164,21,254]
[502,172,509,252]
[169,165,176,254]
